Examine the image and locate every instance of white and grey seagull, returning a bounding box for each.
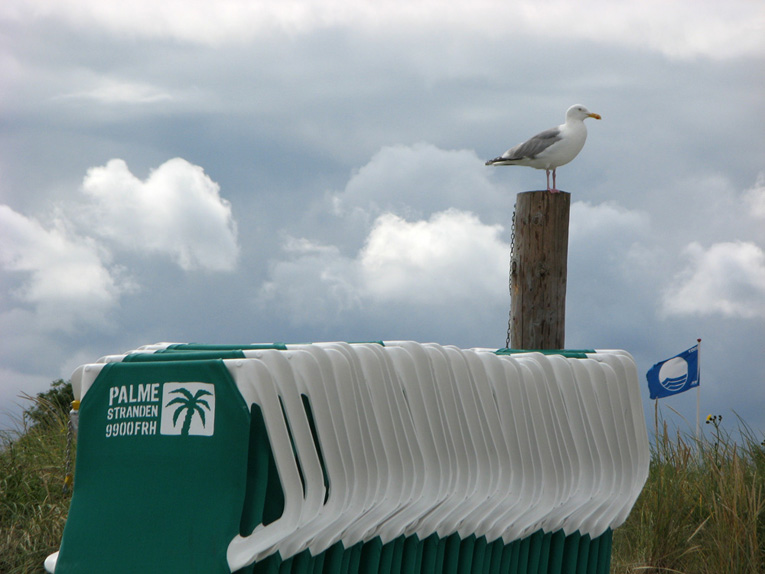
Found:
[485,104,601,193]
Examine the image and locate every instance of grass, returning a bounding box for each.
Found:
[1,382,763,573]
[0,387,74,574]
[611,413,765,573]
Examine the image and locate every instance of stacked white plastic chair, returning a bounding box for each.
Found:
[45,341,649,574]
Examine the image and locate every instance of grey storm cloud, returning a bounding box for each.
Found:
[0,0,763,436]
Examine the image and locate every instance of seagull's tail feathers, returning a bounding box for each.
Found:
[485,156,519,166]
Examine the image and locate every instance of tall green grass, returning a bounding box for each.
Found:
[2,383,763,573]
[611,414,765,573]
[0,386,73,574]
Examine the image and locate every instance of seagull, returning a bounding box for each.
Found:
[485,104,601,193]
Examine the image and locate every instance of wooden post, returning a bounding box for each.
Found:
[510,191,570,349]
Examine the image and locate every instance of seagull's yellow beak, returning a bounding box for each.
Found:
[589,113,602,120]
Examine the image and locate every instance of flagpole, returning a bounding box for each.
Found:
[654,398,659,443]
[696,338,702,446]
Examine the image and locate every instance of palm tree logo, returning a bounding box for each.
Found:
[160,383,216,436]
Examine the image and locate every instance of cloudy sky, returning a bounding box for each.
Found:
[1,1,764,437]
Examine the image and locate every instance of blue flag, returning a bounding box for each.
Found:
[646,345,700,399]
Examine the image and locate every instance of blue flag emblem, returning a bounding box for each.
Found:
[646,345,700,400]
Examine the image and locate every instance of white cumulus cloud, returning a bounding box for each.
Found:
[742,172,765,221]
[0,205,132,330]
[258,208,508,324]
[81,158,239,271]
[360,209,507,303]
[259,238,362,325]
[334,143,501,219]
[662,241,765,319]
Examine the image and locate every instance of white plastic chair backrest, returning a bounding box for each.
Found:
[473,353,533,543]
[567,358,619,538]
[287,344,390,557]
[70,363,108,401]
[225,358,310,571]
[316,346,381,543]
[521,354,595,534]
[450,348,513,539]
[315,344,387,495]
[265,347,366,558]
[598,360,635,531]
[365,343,425,497]
[519,354,580,525]
[420,343,478,537]
[579,359,629,536]
[383,341,458,540]
[247,349,352,559]
[592,355,650,501]
[588,352,649,529]
[424,345,494,537]
[594,350,650,478]
[375,346,427,502]
[96,353,131,363]
[312,342,393,549]
[489,356,548,543]
[441,347,496,499]
[366,345,446,543]
[136,342,177,351]
[543,355,599,535]
[349,343,421,544]
[496,355,560,539]
[247,351,334,519]
[384,344,453,536]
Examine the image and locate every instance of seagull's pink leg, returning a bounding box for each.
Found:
[545,169,551,191]
[549,169,560,193]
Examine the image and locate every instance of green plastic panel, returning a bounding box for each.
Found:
[494,348,596,359]
[56,360,251,573]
